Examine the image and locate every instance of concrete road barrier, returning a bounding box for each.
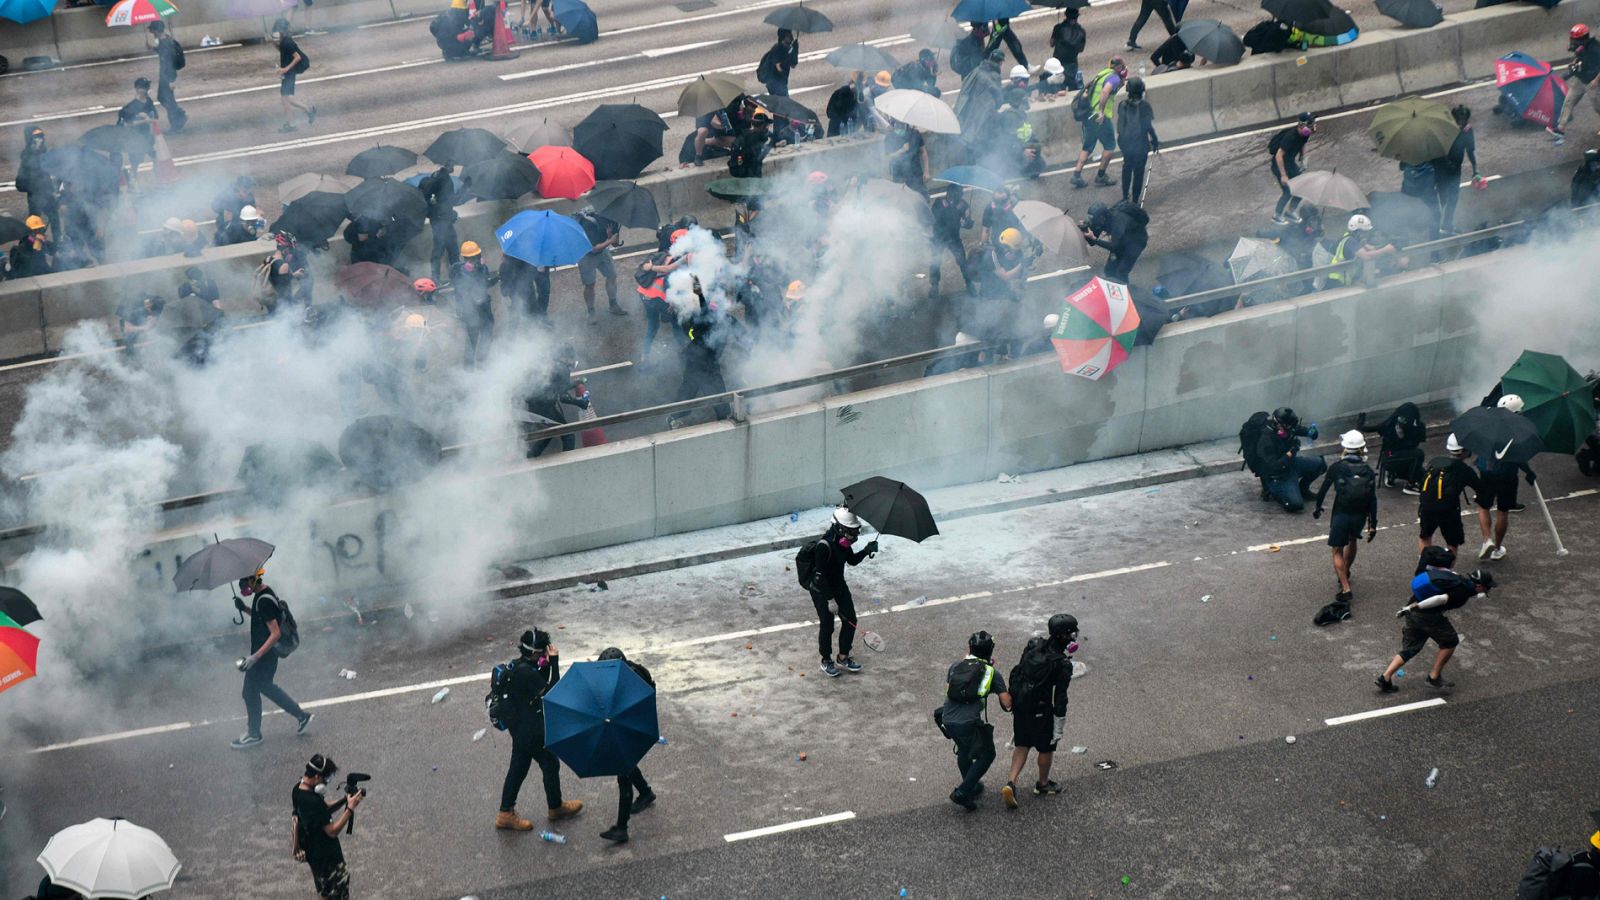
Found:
[1393,25,1463,96]
[1333,30,1405,107]
[1274,47,1344,118]
[1144,67,1217,143]
[0,15,60,68]
[0,281,48,360]
[1208,55,1281,131]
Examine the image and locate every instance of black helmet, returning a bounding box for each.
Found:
[1047,614,1079,642]
[1271,407,1299,428]
[1469,569,1496,591]
[1126,76,1146,99]
[597,647,625,661]
[968,630,995,660]
[1419,545,1456,570]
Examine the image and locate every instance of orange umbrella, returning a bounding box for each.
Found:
[529,146,596,200]
[0,611,39,695]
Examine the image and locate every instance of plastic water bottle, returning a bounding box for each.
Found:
[431,688,450,704]
[1424,767,1439,788]
[657,736,668,745]
[538,831,567,844]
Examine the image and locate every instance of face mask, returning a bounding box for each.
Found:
[240,583,255,596]
[1276,427,1289,437]
[1298,126,1313,137]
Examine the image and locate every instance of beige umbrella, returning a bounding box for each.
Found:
[873,89,961,135]
[1288,170,1369,210]
[677,74,748,119]
[278,172,359,205]
[1014,199,1090,262]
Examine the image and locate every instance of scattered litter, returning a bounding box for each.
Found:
[1424,767,1439,789]
[997,473,1023,484]
[1122,876,1132,886]
[657,736,668,745]
[1071,661,1088,678]
[1269,635,1278,641]
[432,765,438,772]
[731,712,738,717]
[322,626,335,633]
[168,763,174,768]
[342,597,365,625]
[1071,746,1088,754]
[1144,487,1160,495]
[590,581,608,592]
[1285,735,1297,744]
[797,753,807,762]
[908,777,917,781]
[538,831,567,844]
[557,624,566,630]
[900,890,909,898]
[472,728,487,742]
[1379,815,1387,821]
[403,604,415,619]
[338,669,357,680]
[1200,595,1212,603]
[1396,668,1405,678]
[1094,760,1118,770]
[909,595,928,606]
[1267,545,1281,552]
[432,688,450,704]
[745,643,753,650]
[789,511,800,523]
[1247,675,1254,681]
[1191,520,1199,527]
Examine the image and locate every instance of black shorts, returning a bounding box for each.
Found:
[281,72,297,96]
[1400,610,1459,658]
[1327,512,1367,547]
[1081,117,1115,153]
[1012,709,1057,752]
[1475,472,1518,511]
[1418,506,1465,547]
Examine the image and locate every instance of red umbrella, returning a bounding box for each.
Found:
[529,146,597,200]
[1052,277,1142,380]
[0,611,39,695]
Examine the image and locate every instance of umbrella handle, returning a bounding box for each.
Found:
[1531,482,1570,557]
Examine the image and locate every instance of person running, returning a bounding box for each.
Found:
[942,631,1012,810]
[273,19,316,133]
[1312,431,1378,605]
[145,22,188,132]
[1114,77,1159,205]
[1416,433,1481,561]
[1070,57,1127,189]
[595,648,657,844]
[1127,0,1178,51]
[232,570,312,749]
[1476,393,1538,561]
[1374,557,1494,692]
[803,508,878,677]
[1268,112,1315,225]
[1001,615,1076,809]
[497,628,582,830]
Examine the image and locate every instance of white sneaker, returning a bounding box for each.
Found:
[1490,545,1508,560]
[1477,539,1495,560]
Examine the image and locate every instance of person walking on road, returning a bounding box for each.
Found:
[1127,0,1178,51]
[803,508,878,678]
[1255,407,1326,512]
[1475,393,1538,561]
[1312,431,1378,606]
[1001,615,1076,809]
[145,21,188,133]
[1416,433,1481,561]
[1268,112,1316,224]
[497,628,583,830]
[942,630,1012,810]
[1071,58,1127,189]
[1050,9,1087,91]
[232,570,312,749]
[418,165,459,284]
[1114,76,1159,205]
[1557,24,1600,137]
[273,18,316,133]
[1375,560,1494,692]
[292,753,361,900]
[928,185,975,298]
[595,648,658,844]
[576,208,627,319]
[758,28,800,97]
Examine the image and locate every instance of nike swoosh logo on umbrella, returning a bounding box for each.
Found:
[1495,438,1514,460]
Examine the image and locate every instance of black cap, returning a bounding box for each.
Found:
[147,19,164,32]
[1419,545,1456,569]
[919,48,935,62]
[1271,406,1298,427]
[1469,570,1496,591]
[519,628,551,653]
[1298,111,1316,124]
[134,76,151,89]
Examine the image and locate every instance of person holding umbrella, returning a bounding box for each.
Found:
[800,508,878,677]
[594,647,658,844]
[1474,394,1538,561]
[575,208,627,319]
[496,628,583,831]
[758,27,800,97]
[144,21,187,133]
[232,569,313,749]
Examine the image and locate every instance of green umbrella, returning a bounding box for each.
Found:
[1368,97,1459,165]
[706,177,774,201]
[1501,350,1597,455]
[677,74,747,119]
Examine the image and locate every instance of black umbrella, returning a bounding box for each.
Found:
[763,3,832,32]
[751,93,818,125]
[0,587,42,627]
[41,146,119,193]
[172,537,276,592]
[346,144,419,179]
[273,190,348,244]
[338,415,443,492]
[1030,0,1091,7]
[346,177,427,229]
[461,152,541,201]
[1262,0,1353,32]
[0,216,29,244]
[1158,252,1230,296]
[78,124,153,157]
[1448,406,1544,464]
[839,477,939,543]
[586,181,659,228]
[505,117,572,152]
[237,440,343,497]
[160,293,223,334]
[573,105,667,180]
[825,43,897,71]
[425,127,510,166]
[1376,0,1442,25]
[1176,18,1245,64]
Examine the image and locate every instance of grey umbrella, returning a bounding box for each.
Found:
[1288,170,1369,210]
[825,43,898,71]
[505,118,573,153]
[172,538,276,592]
[278,172,359,205]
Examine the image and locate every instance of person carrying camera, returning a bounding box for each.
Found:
[497,628,583,831]
[232,570,311,750]
[292,753,361,900]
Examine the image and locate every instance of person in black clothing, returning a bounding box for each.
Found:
[145,21,187,132]
[231,571,312,749]
[988,18,1028,68]
[499,254,546,324]
[758,28,800,96]
[497,628,583,829]
[292,754,361,900]
[664,283,733,429]
[979,186,1021,247]
[1000,615,1076,809]
[806,508,878,678]
[1150,33,1195,73]
[1312,431,1378,605]
[116,78,159,181]
[951,23,991,79]
[942,630,1012,810]
[1268,112,1315,224]
[885,121,927,189]
[1082,201,1149,284]
[452,241,497,367]
[928,186,975,298]
[417,165,459,283]
[1255,406,1326,512]
[215,204,265,246]
[1573,148,1600,207]
[211,175,256,225]
[6,219,54,279]
[892,49,940,96]
[1375,563,1494,692]
[728,113,772,177]
[1558,23,1600,134]
[1050,9,1087,90]
[274,19,316,133]
[524,343,580,457]
[1115,77,1160,205]
[1127,0,1177,51]
[16,127,58,242]
[1475,393,1539,561]
[1416,433,1481,558]
[1432,105,1479,233]
[344,218,395,267]
[595,647,658,844]
[1375,401,1427,491]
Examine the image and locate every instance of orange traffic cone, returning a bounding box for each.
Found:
[490,0,520,60]
[150,118,180,184]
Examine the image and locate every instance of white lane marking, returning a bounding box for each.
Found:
[1246,535,1324,552]
[31,721,197,753]
[1324,697,1447,726]
[724,811,855,842]
[499,39,725,81]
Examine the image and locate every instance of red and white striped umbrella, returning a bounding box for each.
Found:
[105,0,177,26]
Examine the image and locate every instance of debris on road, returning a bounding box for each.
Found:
[338,669,357,680]
[997,472,1023,484]
[1425,767,1439,788]
[1200,594,1212,603]
[1071,746,1088,754]
[432,688,450,704]
[1285,735,1297,744]
[472,728,487,742]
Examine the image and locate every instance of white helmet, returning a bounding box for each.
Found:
[1043,57,1065,76]
[1446,433,1465,453]
[1497,393,1525,413]
[1347,214,1374,232]
[1009,64,1030,80]
[1043,313,1060,331]
[833,507,862,530]
[1340,429,1367,452]
[239,204,265,223]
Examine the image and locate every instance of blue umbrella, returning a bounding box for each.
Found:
[0,0,57,24]
[542,660,658,778]
[934,165,1006,192]
[496,210,591,267]
[552,0,599,44]
[951,0,1028,21]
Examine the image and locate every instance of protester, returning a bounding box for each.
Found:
[1151,34,1196,73]
[265,233,311,310]
[524,343,580,457]
[452,241,496,367]
[432,0,474,60]
[214,204,266,246]
[1476,393,1538,561]
[594,648,658,844]
[979,186,1021,247]
[728,112,772,177]
[1374,402,1427,491]
[15,127,58,241]
[1071,57,1127,189]
[1268,112,1315,224]
[412,276,437,305]
[576,208,627,318]
[145,21,188,132]
[1000,615,1075,809]
[941,630,1012,810]
[115,293,163,349]
[970,227,1030,308]
[212,176,256,224]
[1253,407,1326,512]
[1311,431,1378,606]
[1417,433,1481,560]
[1127,0,1178,50]
[989,18,1028,67]
[1003,65,1034,112]
[757,28,800,97]
[1572,148,1600,206]
[1115,77,1160,205]
[418,164,460,283]
[6,217,55,279]
[274,18,317,133]
[292,753,362,900]
[1050,9,1087,90]
[1433,105,1480,233]
[825,79,860,137]
[1035,58,1070,98]
[799,508,878,677]
[116,78,159,183]
[497,628,583,830]
[1375,560,1494,692]
[1557,24,1600,136]
[231,570,313,749]
[345,218,395,267]
[636,230,687,363]
[1516,814,1600,899]
[892,48,941,95]
[1082,201,1150,283]
[664,281,734,428]
[928,185,975,298]
[499,254,545,323]
[885,121,928,190]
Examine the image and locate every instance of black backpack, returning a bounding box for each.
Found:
[1418,458,1458,508]
[1239,411,1272,475]
[171,40,186,71]
[1072,71,1106,122]
[485,658,520,731]
[1334,461,1376,507]
[1312,599,1352,626]
[947,659,995,703]
[756,47,778,84]
[430,12,452,38]
[794,538,829,593]
[292,46,311,74]
[1516,846,1597,900]
[1007,637,1051,711]
[256,589,300,658]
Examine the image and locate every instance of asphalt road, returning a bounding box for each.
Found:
[2,433,1596,898]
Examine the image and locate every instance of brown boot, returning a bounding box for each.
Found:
[495,809,533,831]
[548,800,583,820]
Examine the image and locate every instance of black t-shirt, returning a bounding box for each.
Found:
[118,97,157,128]
[156,36,182,81]
[930,197,969,242]
[508,655,558,715]
[1269,126,1309,167]
[886,128,924,178]
[982,202,1020,239]
[1050,21,1086,65]
[292,785,344,868]
[250,590,283,654]
[1419,457,1481,509]
[577,213,616,251]
[279,36,305,72]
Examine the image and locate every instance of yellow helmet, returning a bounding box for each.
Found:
[874,70,892,88]
[998,227,1025,250]
[25,215,46,231]
[784,280,806,301]
[460,240,481,257]
[451,0,467,8]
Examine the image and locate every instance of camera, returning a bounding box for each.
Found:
[339,772,372,797]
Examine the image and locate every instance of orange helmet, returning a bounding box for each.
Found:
[413,278,436,292]
[670,228,689,243]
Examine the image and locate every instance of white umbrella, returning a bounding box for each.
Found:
[873,89,961,134]
[38,818,181,899]
[1288,170,1369,210]
[1227,237,1297,283]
